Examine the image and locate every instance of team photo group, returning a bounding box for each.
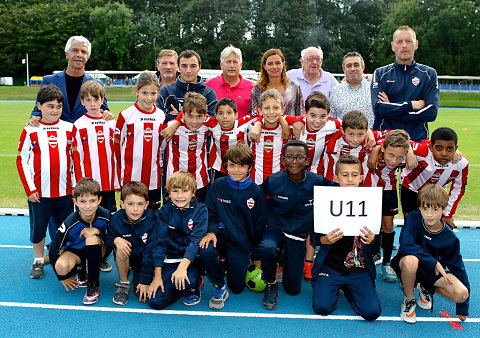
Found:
[16,24,470,324]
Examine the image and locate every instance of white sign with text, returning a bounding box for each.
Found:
[314,186,382,236]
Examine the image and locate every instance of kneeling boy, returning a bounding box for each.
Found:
[199,143,267,310]
[146,171,208,309]
[391,184,470,324]
[50,178,110,305]
[311,155,381,321]
[107,181,157,306]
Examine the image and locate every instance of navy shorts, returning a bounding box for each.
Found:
[382,189,398,216]
[28,195,73,243]
[55,247,86,280]
[391,255,443,294]
[400,186,418,215]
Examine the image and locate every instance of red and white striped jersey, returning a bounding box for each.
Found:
[321,130,384,180]
[297,118,341,174]
[362,158,402,190]
[401,142,468,218]
[114,103,165,190]
[209,114,257,173]
[17,120,73,198]
[163,116,217,189]
[249,122,287,185]
[72,115,118,191]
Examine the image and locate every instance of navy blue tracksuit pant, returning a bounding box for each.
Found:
[260,227,306,295]
[312,265,381,321]
[199,230,251,294]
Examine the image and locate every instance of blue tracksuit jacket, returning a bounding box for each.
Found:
[371,60,439,141]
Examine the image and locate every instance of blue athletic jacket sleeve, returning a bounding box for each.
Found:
[184,203,208,262]
[152,208,169,268]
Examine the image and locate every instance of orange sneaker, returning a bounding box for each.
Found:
[303,261,313,282]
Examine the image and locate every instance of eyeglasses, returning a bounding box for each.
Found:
[305,56,321,63]
[283,155,308,163]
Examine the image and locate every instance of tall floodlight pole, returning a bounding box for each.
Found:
[26,53,29,87]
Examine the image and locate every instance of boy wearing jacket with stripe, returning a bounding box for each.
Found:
[199,143,267,310]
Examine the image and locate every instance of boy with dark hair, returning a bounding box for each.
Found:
[163,92,217,202]
[73,80,118,212]
[391,184,469,324]
[199,143,267,309]
[107,181,157,306]
[363,129,411,282]
[146,171,208,309]
[50,178,110,305]
[17,84,74,279]
[311,155,381,321]
[260,140,336,310]
[400,127,468,229]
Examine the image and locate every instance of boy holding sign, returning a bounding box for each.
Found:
[311,155,381,321]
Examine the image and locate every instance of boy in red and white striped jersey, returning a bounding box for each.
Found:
[400,127,468,229]
[17,84,74,279]
[163,92,217,202]
[73,81,118,212]
[114,72,165,211]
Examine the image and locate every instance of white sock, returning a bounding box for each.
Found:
[120,281,130,285]
[34,257,44,264]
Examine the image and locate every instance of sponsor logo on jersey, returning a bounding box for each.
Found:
[306,138,316,150]
[188,138,197,151]
[424,235,432,241]
[142,233,148,243]
[247,198,255,209]
[96,130,105,143]
[81,136,88,143]
[48,134,58,148]
[386,80,395,83]
[264,139,274,153]
[188,219,194,231]
[275,195,288,200]
[412,77,420,86]
[144,127,153,142]
[217,198,231,204]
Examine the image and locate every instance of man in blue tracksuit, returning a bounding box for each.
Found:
[371,25,439,142]
[260,140,336,310]
[199,144,267,310]
[156,49,217,122]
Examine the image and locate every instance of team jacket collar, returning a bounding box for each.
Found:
[394,60,417,71]
[175,75,206,91]
[227,175,253,190]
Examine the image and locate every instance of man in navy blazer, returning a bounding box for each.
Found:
[28,36,110,124]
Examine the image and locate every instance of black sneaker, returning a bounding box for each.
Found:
[100,259,112,272]
[113,282,130,306]
[262,283,279,310]
[30,262,44,279]
[83,281,100,305]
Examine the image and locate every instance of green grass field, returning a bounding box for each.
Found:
[1,102,479,220]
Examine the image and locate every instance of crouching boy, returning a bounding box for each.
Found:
[147,171,208,309]
[50,178,110,305]
[107,181,157,306]
[311,155,381,321]
[391,184,470,324]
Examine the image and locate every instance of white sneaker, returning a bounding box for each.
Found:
[401,298,417,323]
[417,283,432,310]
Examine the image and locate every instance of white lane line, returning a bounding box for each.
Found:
[0,301,478,322]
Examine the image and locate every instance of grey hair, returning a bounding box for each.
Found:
[301,46,323,60]
[342,51,365,68]
[65,36,91,58]
[220,45,242,64]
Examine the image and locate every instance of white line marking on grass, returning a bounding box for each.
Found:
[0,245,32,249]
[0,301,479,322]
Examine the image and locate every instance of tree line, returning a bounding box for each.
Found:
[0,0,478,79]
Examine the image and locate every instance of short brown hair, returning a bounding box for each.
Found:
[305,91,330,112]
[335,154,361,174]
[393,25,416,41]
[37,84,64,105]
[417,184,448,209]
[383,129,410,150]
[157,49,178,63]
[165,171,197,198]
[121,181,148,201]
[136,71,159,90]
[178,49,201,66]
[184,92,207,115]
[74,177,101,198]
[222,143,254,171]
[342,110,368,130]
[260,89,283,108]
[80,80,104,100]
